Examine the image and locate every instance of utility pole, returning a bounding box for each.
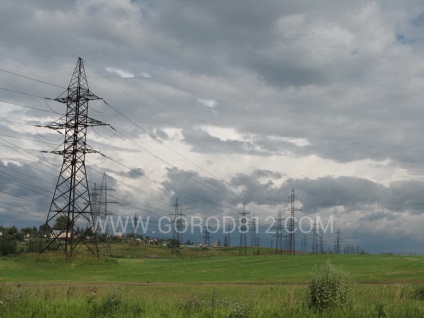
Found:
[39,58,108,257]
[239,203,249,256]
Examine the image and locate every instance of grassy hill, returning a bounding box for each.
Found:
[1,245,423,284]
[1,245,424,317]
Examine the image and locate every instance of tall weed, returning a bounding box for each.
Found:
[305,260,353,312]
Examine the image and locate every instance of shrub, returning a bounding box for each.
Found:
[0,236,17,256]
[413,286,424,300]
[305,260,353,312]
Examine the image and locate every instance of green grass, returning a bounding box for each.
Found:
[2,250,424,284]
[1,246,424,317]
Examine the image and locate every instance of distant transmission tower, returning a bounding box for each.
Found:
[133,213,138,239]
[250,215,258,247]
[99,173,116,236]
[334,228,342,254]
[224,222,232,246]
[311,220,318,254]
[287,189,301,255]
[39,58,108,257]
[239,203,249,256]
[300,234,307,253]
[319,234,324,254]
[92,174,116,256]
[91,183,100,229]
[170,198,184,245]
[274,210,284,255]
[203,226,211,246]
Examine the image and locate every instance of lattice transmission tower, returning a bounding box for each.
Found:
[224,222,232,246]
[250,215,259,247]
[170,198,184,245]
[334,228,342,254]
[39,58,108,257]
[287,189,301,255]
[311,220,319,254]
[203,226,211,246]
[300,234,307,253]
[239,203,249,256]
[274,210,284,255]
[93,173,116,255]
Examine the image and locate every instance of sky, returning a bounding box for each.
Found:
[1,0,424,254]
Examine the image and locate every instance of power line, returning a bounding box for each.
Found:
[0,65,283,218]
[0,98,58,114]
[0,67,66,89]
[0,87,47,99]
[0,133,58,146]
[0,199,46,219]
[103,100,282,210]
[0,65,292,232]
[0,26,287,213]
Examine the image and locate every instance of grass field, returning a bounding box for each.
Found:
[1,244,424,317]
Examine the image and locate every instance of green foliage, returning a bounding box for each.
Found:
[167,238,180,248]
[375,303,388,318]
[25,238,40,253]
[53,215,71,231]
[413,286,424,300]
[305,260,353,312]
[89,291,134,318]
[0,234,17,256]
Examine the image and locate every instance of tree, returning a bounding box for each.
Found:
[166,239,180,248]
[53,215,71,231]
[7,226,18,236]
[0,231,17,255]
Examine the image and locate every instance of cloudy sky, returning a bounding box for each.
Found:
[1,0,424,254]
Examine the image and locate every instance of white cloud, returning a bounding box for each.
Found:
[105,67,135,78]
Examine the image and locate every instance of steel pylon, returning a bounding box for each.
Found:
[39,58,107,257]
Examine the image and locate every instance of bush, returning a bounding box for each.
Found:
[305,260,353,312]
[413,286,424,300]
[0,237,17,256]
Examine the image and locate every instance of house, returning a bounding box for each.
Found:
[113,231,124,238]
[50,230,74,239]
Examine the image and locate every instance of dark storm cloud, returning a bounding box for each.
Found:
[0,159,54,226]
[227,171,424,217]
[284,176,384,211]
[162,167,235,214]
[126,168,145,179]
[2,0,423,171]
[384,180,424,214]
